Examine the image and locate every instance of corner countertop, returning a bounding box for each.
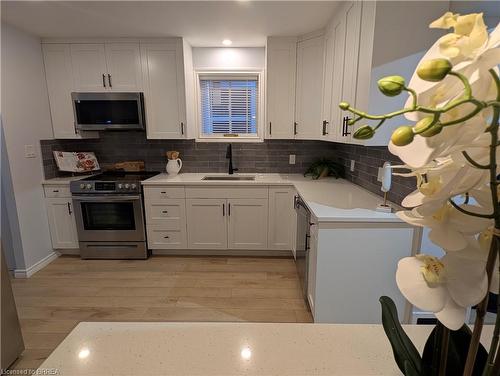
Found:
[38,322,493,376]
[142,173,403,223]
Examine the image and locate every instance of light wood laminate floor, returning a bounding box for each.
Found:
[10,255,312,371]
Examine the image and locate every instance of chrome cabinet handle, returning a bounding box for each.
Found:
[67,202,72,215]
[102,74,106,88]
[108,74,112,88]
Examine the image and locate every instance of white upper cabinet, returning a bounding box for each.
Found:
[266,37,297,139]
[70,44,108,91]
[104,43,143,91]
[71,43,142,92]
[321,17,346,142]
[295,35,325,140]
[42,44,98,139]
[141,40,187,139]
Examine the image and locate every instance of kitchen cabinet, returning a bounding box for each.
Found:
[144,189,188,249]
[141,40,187,139]
[266,37,296,139]
[186,199,227,249]
[268,187,296,250]
[321,16,346,142]
[70,44,108,91]
[307,222,318,316]
[105,43,143,91]
[42,44,98,139]
[45,197,79,250]
[70,43,143,92]
[227,199,268,250]
[295,35,324,140]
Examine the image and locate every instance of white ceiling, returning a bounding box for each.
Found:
[1,1,341,47]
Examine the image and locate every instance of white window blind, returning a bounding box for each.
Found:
[200,76,258,136]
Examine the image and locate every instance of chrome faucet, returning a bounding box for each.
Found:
[226,144,238,175]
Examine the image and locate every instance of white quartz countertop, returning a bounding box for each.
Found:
[142,173,402,223]
[38,322,493,376]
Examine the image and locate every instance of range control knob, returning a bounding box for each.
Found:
[86,184,92,189]
[79,183,85,189]
[131,184,137,189]
[117,183,123,189]
[124,184,130,189]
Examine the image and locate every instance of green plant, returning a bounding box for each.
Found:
[304,158,344,180]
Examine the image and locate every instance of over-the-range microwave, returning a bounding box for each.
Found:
[72,92,146,131]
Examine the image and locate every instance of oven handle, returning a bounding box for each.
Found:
[72,195,142,202]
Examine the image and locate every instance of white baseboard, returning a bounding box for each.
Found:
[14,251,59,278]
[152,249,292,257]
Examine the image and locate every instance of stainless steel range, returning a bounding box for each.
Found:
[70,171,158,259]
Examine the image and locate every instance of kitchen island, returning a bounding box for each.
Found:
[37,322,493,376]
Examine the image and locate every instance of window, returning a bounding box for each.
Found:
[198,73,260,139]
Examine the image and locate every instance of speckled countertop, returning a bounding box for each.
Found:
[38,322,493,376]
[142,173,403,223]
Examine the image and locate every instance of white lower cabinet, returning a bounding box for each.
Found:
[268,187,296,250]
[44,196,79,250]
[227,199,268,250]
[186,199,227,249]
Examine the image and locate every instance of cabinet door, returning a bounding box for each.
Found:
[266,37,296,139]
[186,199,227,249]
[45,198,79,249]
[227,199,268,250]
[295,35,324,140]
[339,1,362,143]
[43,44,98,139]
[105,43,143,91]
[70,44,107,91]
[141,41,186,139]
[321,18,346,142]
[268,187,295,250]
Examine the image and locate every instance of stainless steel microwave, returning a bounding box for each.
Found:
[72,92,146,131]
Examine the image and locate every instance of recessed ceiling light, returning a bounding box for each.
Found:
[222,39,233,46]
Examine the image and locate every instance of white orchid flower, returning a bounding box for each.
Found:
[397,200,492,251]
[395,157,489,208]
[396,252,488,330]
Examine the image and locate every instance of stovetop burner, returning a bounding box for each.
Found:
[82,171,159,182]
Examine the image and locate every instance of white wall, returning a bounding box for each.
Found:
[192,47,265,70]
[1,23,54,274]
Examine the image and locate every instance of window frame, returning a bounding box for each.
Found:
[195,70,265,142]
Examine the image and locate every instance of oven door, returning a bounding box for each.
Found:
[72,195,145,242]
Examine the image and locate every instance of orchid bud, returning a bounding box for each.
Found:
[391,126,414,146]
[417,59,452,82]
[353,125,375,140]
[377,75,406,96]
[339,102,350,110]
[414,117,443,137]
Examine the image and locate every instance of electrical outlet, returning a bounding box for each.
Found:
[377,167,384,182]
[289,154,296,165]
[350,159,355,172]
[24,145,36,158]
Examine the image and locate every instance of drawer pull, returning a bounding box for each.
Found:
[162,210,168,214]
[163,236,170,239]
[161,191,167,194]
[53,190,59,193]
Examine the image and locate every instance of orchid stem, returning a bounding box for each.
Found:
[448,199,494,219]
[462,151,490,170]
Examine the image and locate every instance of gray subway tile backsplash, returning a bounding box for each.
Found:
[40,132,414,205]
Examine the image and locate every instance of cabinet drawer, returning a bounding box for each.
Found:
[186,187,268,199]
[147,226,186,249]
[44,185,71,198]
[144,186,185,200]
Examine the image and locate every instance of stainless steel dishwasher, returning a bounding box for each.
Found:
[294,195,311,306]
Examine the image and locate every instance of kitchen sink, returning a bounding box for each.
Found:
[202,176,255,181]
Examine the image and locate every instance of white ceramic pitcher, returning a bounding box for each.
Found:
[166,158,182,176]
